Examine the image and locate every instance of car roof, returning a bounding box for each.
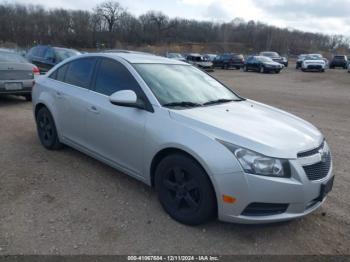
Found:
[84,53,188,65]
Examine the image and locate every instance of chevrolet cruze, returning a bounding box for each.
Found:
[32,52,334,225]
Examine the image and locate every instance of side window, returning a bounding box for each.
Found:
[49,63,69,81]
[65,58,96,89]
[94,59,142,96]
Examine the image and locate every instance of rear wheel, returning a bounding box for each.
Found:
[155,154,216,225]
[36,107,63,150]
[275,70,281,74]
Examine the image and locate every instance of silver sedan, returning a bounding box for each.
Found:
[0,50,39,101]
[32,53,334,225]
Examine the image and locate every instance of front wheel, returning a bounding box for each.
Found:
[36,107,63,150]
[155,154,216,225]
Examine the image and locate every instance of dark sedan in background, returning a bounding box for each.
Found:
[329,55,348,69]
[260,51,288,67]
[213,53,245,69]
[26,45,80,74]
[244,56,283,73]
[0,50,39,101]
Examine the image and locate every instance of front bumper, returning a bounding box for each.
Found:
[213,158,333,224]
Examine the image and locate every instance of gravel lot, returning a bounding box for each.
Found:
[0,64,349,255]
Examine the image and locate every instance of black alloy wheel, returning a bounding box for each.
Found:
[155,154,216,225]
[36,107,63,150]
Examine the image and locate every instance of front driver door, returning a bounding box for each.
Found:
[84,58,151,177]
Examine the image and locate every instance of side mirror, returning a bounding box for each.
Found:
[109,90,145,110]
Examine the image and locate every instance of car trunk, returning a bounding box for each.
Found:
[0,62,34,80]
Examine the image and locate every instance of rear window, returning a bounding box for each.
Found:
[0,52,27,63]
[64,58,96,89]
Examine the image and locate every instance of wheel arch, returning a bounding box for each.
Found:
[150,146,218,216]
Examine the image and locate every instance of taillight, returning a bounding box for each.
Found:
[32,66,40,75]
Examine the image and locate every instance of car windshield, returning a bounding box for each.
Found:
[256,56,273,62]
[0,52,28,63]
[305,55,321,60]
[134,64,241,107]
[54,48,80,62]
[261,52,279,58]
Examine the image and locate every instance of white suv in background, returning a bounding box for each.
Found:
[301,54,326,72]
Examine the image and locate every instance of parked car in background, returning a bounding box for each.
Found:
[244,56,283,73]
[260,51,288,67]
[186,53,213,71]
[203,54,217,62]
[329,55,348,69]
[165,52,187,62]
[301,54,326,72]
[0,50,39,101]
[296,54,307,69]
[213,53,245,69]
[33,52,334,225]
[26,45,80,74]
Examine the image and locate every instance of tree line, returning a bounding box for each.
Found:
[0,1,349,55]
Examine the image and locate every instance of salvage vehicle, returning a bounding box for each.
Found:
[301,54,326,72]
[33,53,334,225]
[0,50,39,101]
[259,51,288,67]
[243,56,283,73]
[186,53,213,71]
[26,45,80,74]
[329,55,348,69]
[213,53,245,69]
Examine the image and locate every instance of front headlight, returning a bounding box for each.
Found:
[218,141,291,177]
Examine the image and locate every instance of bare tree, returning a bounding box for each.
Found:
[95,0,124,47]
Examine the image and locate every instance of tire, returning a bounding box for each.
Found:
[301,68,306,72]
[36,107,63,150]
[24,94,32,101]
[243,65,248,72]
[235,66,240,70]
[260,66,265,73]
[276,70,281,74]
[155,154,216,225]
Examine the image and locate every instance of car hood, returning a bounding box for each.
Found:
[263,61,282,66]
[169,100,323,159]
[304,59,325,64]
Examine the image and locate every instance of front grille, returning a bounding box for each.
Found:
[241,203,288,216]
[303,153,331,180]
[307,65,322,70]
[0,70,33,80]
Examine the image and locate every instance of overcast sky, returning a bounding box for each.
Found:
[9,0,350,36]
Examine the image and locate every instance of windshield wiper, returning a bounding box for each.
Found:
[203,98,240,106]
[163,101,203,108]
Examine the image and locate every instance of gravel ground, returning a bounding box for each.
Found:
[0,64,349,255]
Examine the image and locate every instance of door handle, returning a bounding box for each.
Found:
[89,105,99,114]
